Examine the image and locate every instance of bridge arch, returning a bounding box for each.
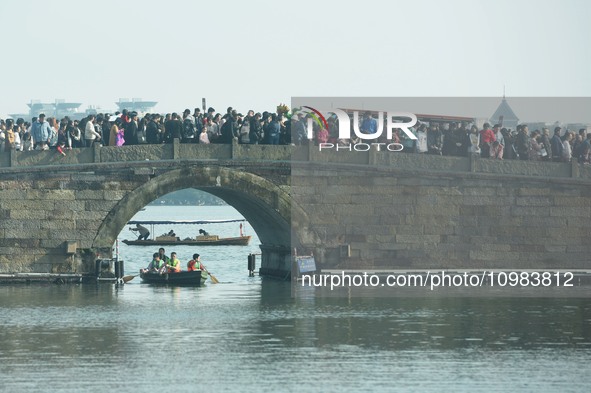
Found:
[95,165,291,248]
[92,165,309,276]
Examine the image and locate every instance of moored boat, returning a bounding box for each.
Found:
[123,234,251,246]
[139,270,207,286]
[123,219,252,246]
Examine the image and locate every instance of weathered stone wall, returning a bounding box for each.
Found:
[0,169,145,273]
[1,141,293,168]
[2,144,591,276]
[0,161,292,275]
[292,161,591,270]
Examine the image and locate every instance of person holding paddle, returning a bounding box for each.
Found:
[187,254,204,272]
[142,253,165,274]
[130,223,150,240]
[187,254,219,284]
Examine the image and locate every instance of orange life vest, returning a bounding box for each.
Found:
[187,260,197,271]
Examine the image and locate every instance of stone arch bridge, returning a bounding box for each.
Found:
[1,141,590,277]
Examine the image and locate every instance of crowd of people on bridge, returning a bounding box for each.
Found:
[0,106,589,163]
[0,105,293,153]
[394,120,591,163]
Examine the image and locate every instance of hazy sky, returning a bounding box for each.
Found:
[1,0,589,117]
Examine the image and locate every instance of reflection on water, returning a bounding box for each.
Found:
[1,282,590,392]
[1,207,590,391]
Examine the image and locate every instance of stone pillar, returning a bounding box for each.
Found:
[470,154,476,172]
[571,160,579,178]
[173,138,180,159]
[231,137,238,159]
[93,142,101,163]
[258,244,292,279]
[9,149,16,167]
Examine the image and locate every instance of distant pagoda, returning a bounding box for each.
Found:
[490,94,519,130]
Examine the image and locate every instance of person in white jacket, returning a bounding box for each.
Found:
[562,132,573,162]
[84,115,101,147]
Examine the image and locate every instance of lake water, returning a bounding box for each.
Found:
[1,206,590,392]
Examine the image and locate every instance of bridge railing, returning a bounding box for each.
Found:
[1,139,590,181]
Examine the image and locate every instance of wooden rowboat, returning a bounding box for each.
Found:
[139,270,207,286]
[123,235,251,246]
[123,219,251,246]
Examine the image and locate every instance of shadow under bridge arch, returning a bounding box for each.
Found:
[93,166,295,277]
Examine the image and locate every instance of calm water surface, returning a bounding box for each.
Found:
[1,206,590,392]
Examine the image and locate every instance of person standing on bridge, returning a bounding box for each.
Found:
[182,109,196,143]
[265,114,281,145]
[31,113,52,150]
[84,115,102,147]
[515,125,531,160]
[360,112,377,135]
[145,115,161,144]
[550,127,564,162]
[199,127,210,144]
[164,113,183,143]
[124,112,139,145]
[3,119,16,152]
[479,123,496,158]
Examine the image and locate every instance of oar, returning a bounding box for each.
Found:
[122,274,139,283]
[203,267,219,284]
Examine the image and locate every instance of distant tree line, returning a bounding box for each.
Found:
[148,189,226,206]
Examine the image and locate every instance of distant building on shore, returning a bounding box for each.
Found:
[9,99,84,120]
[115,98,158,115]
[7,98,157,121]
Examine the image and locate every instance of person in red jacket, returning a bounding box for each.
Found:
[479,123,496,158]
[187,254,204,271]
